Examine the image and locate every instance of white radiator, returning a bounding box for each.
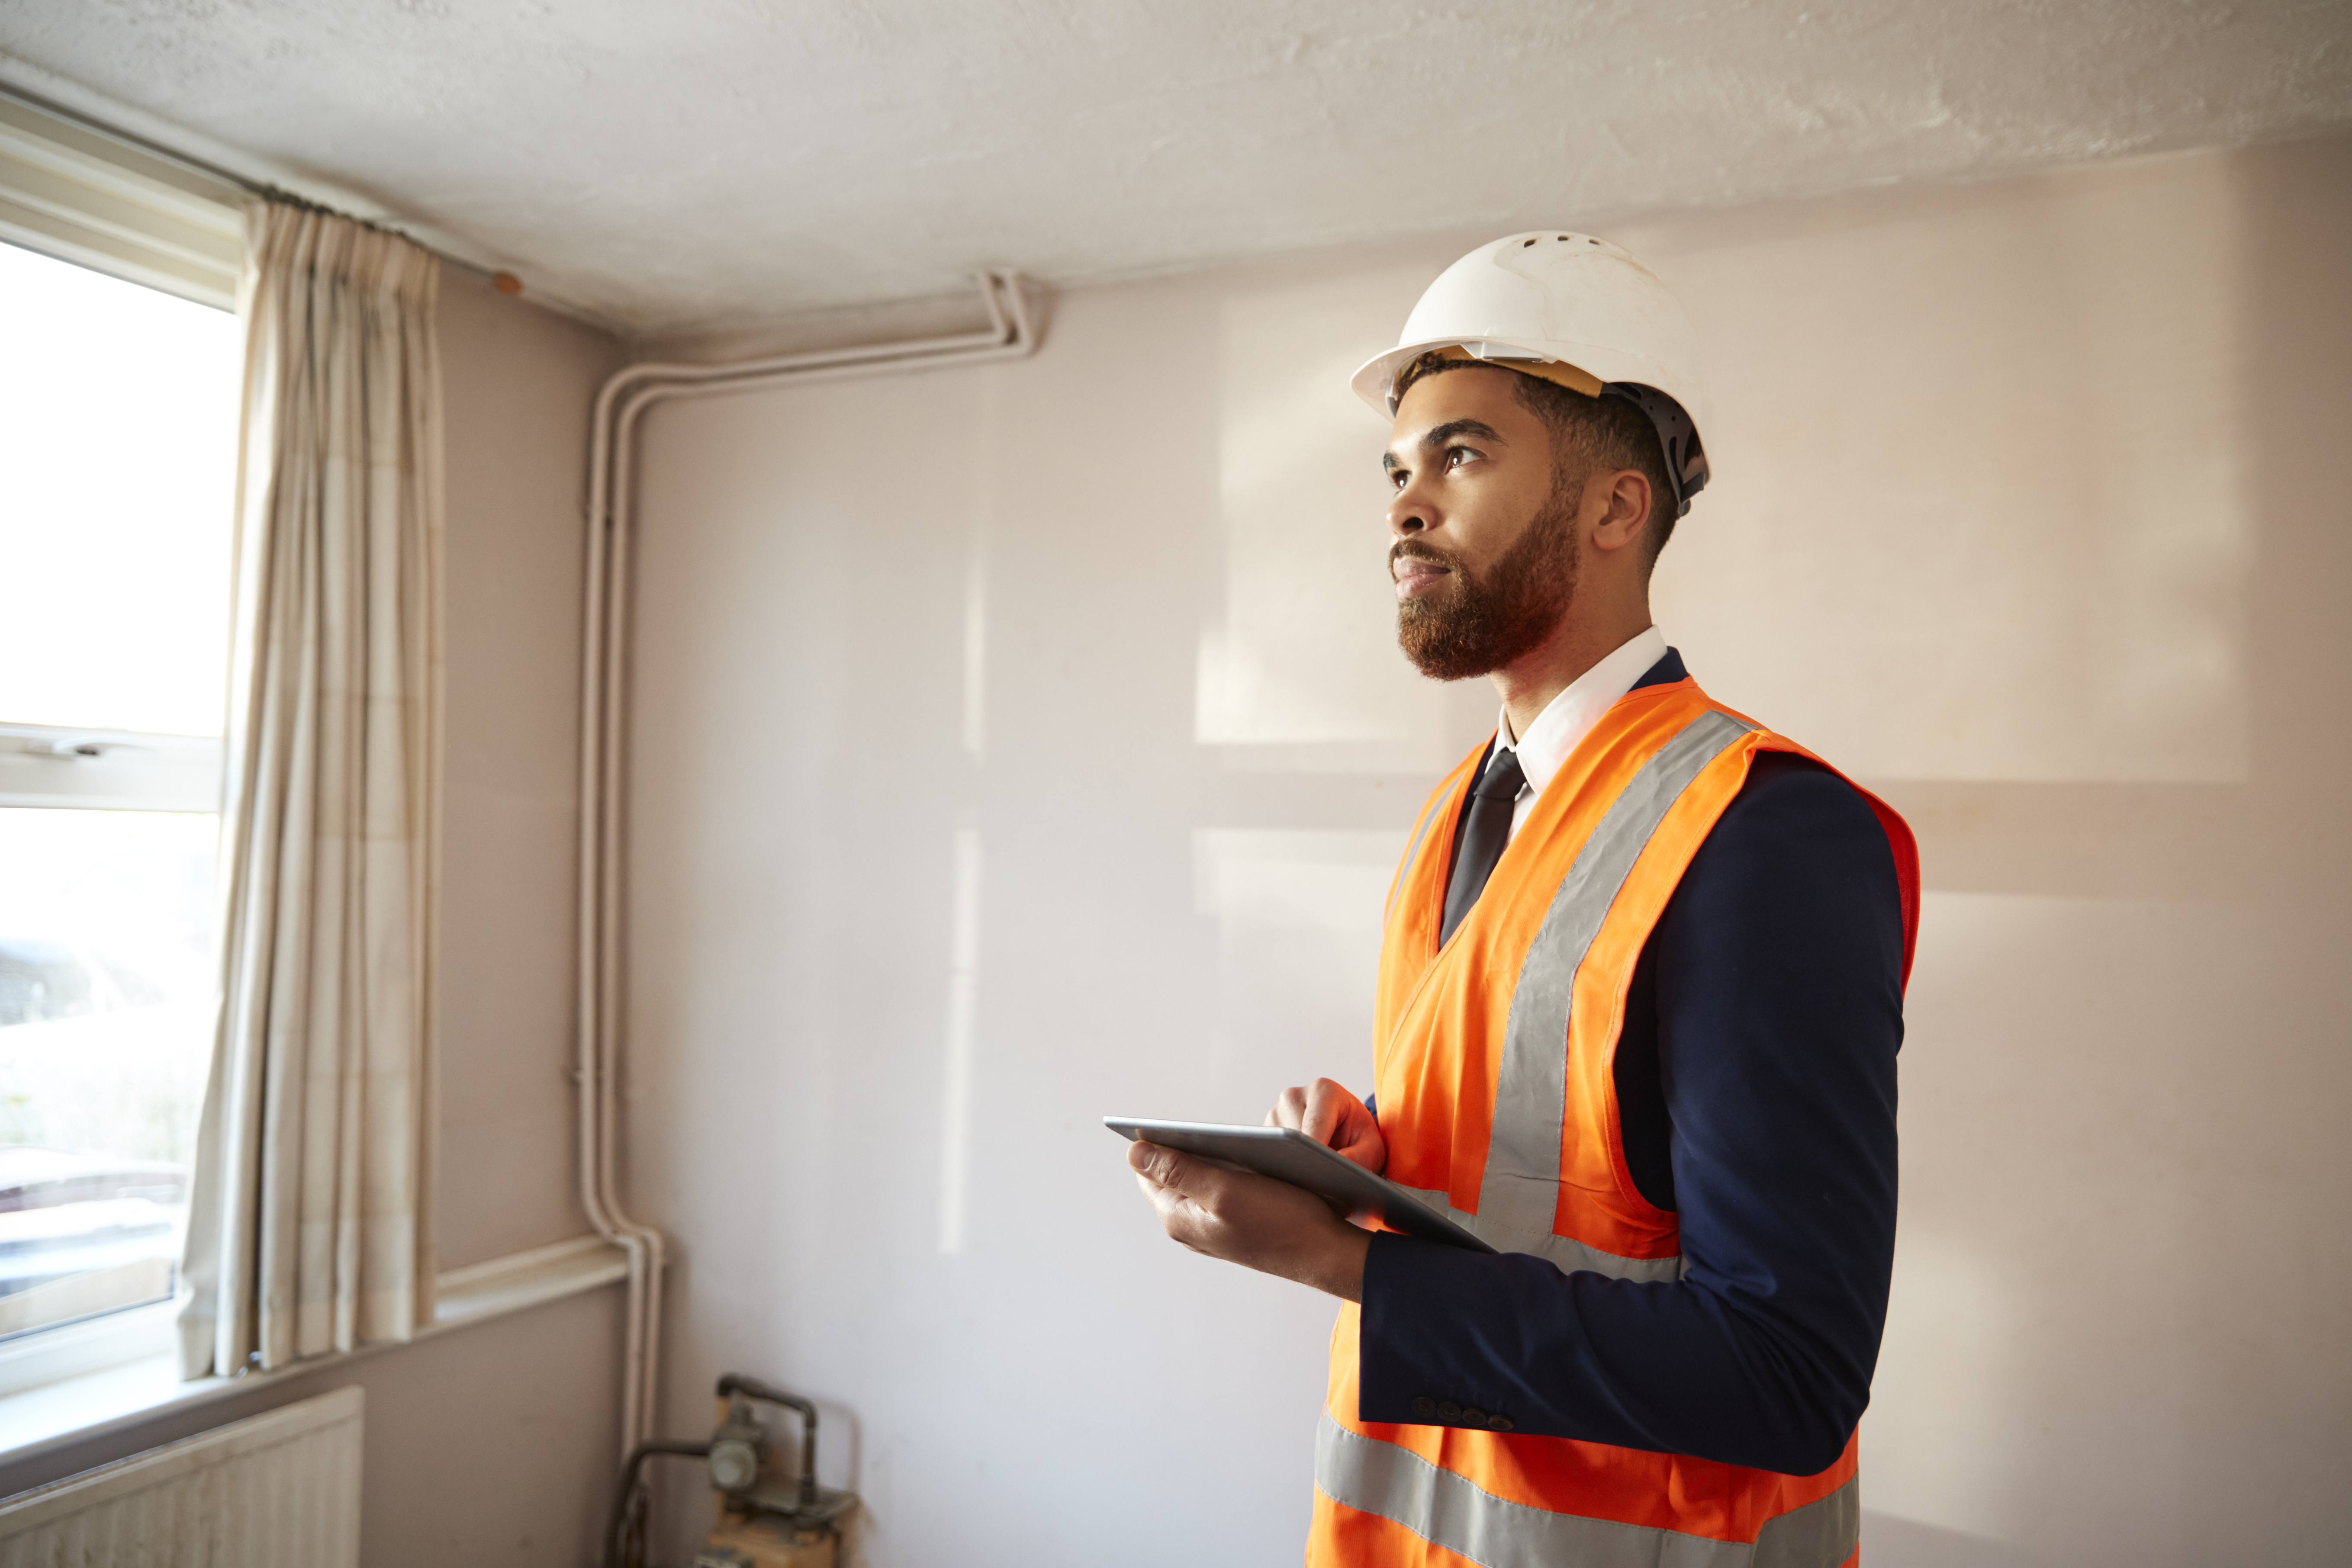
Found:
[0,1384,362,1567]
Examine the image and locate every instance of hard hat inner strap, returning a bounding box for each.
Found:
[1428,344,1605,400]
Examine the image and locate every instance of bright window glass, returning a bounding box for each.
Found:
[0,241,239,735]
[0,239,239,1340]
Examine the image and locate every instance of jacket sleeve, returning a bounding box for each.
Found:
[1354,756,1906,1475]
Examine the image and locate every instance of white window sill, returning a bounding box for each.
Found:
[0,1234,627,1468]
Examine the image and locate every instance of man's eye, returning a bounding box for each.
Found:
[1446,446,1479,470]
[1390,470,1409,490]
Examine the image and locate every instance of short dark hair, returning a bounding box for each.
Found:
[1393,352,1679,565]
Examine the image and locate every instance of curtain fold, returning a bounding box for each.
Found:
[178,199,444,1379]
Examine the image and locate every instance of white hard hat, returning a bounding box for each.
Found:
[1352,231,1713,515]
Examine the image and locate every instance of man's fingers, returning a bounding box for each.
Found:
[1302,1077,1353,1147]
[1127,1138,1207,1195]
[1129,1142,1245,1256]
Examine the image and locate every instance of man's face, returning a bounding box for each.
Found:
[1383,367,1580,681]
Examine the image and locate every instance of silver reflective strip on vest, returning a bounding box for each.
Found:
[1395,1183,1684,1283]
[1478,710,1754,1239]
[1317,1418,1860,1568]
[1753,1477,1863,1568]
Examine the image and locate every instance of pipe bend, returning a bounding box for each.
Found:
[718,1372,818,1421]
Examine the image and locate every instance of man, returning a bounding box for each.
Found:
[1128,233,1918,1567]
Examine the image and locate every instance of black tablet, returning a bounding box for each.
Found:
[1106,1116,1496,1253]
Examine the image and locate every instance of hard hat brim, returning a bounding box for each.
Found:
[1351,336,1710,436]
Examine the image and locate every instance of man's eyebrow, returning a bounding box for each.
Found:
[1374,416,1505,472]
[1385,418,1507,471]
[1419,418,1506,450]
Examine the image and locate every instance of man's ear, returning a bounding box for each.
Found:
[1589,469,1653,553]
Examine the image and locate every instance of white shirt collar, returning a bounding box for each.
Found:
[1494,625,1670,803]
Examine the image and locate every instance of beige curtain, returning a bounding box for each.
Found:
[178,200,444,1379]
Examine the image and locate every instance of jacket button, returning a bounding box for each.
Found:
[1489,1414,1514,1432]
[1437,1401,1461,1420]
[1461,1408,1485,1425]
[1411,1397,1435,1419]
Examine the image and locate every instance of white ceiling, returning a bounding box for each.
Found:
[3,1,2349,336]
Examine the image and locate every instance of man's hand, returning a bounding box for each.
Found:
[1268,1078,1387,1174]
[1127,1140,1371,1302]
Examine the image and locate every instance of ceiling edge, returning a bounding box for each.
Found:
[0,50,628,338]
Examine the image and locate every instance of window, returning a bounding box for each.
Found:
[0,238,240,1347]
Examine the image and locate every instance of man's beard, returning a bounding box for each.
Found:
[1394,486,1580,681]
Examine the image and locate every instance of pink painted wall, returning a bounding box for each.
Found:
[436,264,623,1269]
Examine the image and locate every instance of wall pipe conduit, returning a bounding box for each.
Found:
[577,272,1040,1462]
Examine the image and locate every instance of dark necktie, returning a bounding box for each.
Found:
[1440,747,1526,947]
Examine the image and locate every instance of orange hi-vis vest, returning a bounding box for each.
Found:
[1310,675,1920,1568]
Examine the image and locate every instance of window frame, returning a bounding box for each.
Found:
[0,725,223,815]
[0,89,243,1395]
[0,91,239,311]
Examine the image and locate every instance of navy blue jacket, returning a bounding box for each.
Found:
[1356,652,1906,1476]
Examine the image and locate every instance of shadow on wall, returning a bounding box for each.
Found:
[1864,1511,2033,1568]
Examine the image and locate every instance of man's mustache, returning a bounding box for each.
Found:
[1390,541,1458,572]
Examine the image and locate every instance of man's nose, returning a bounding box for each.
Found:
[1388,489,1431,537]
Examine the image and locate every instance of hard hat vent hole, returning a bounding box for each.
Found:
[1522,238,1538,247]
